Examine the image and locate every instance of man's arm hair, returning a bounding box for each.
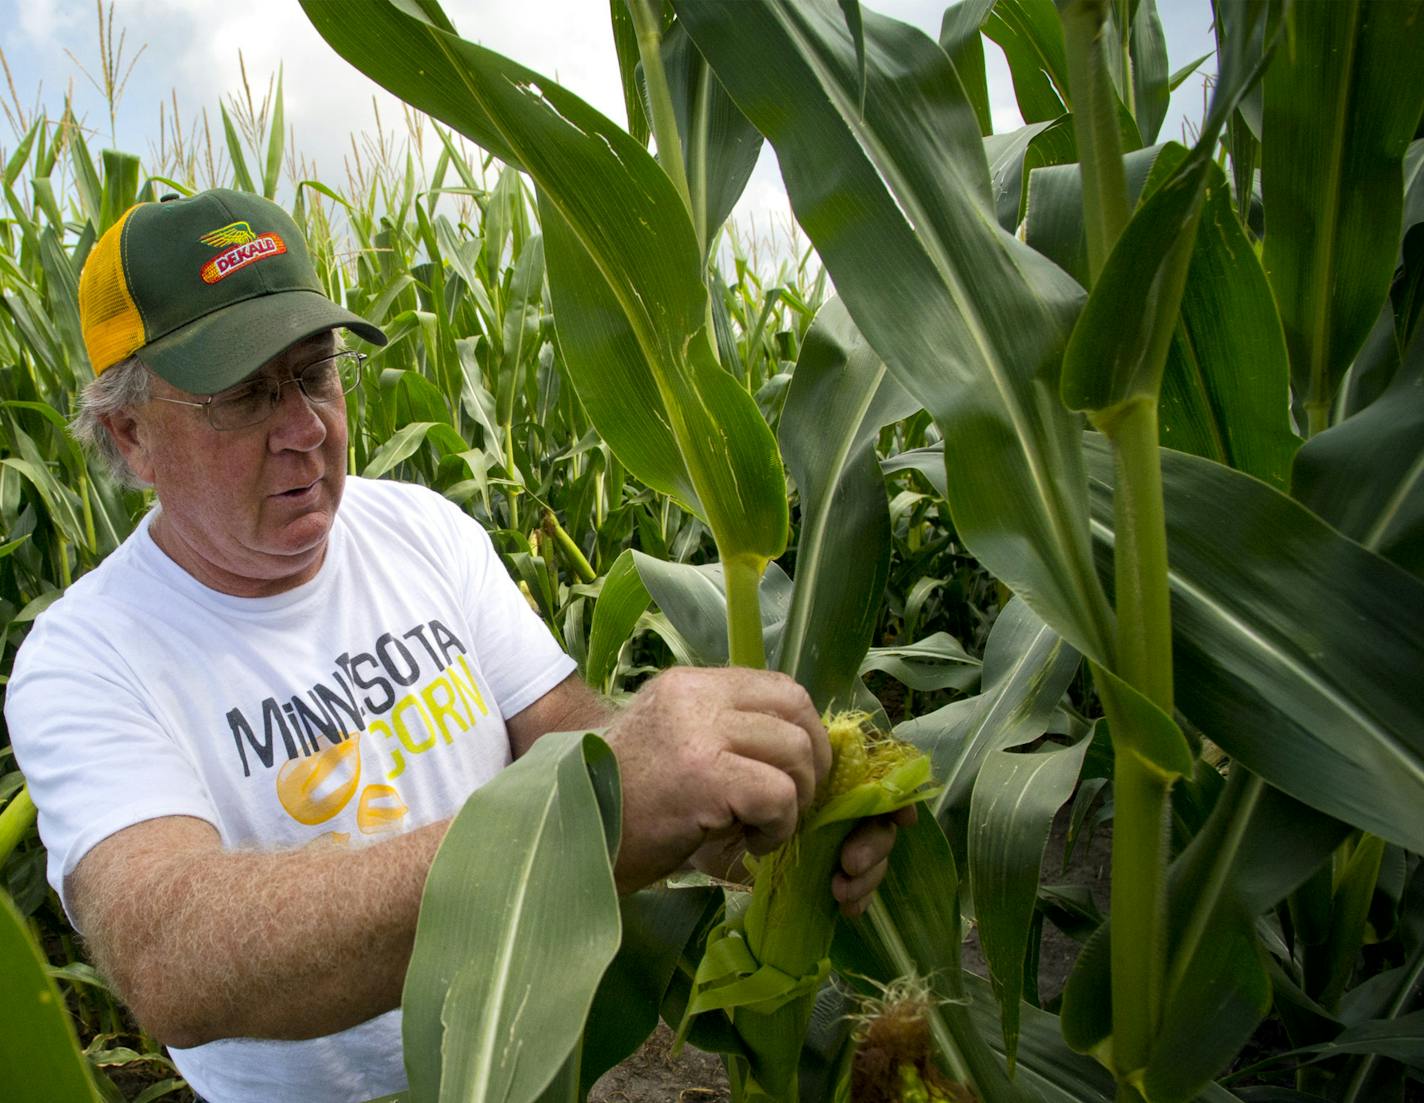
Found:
[66,671,836,1046]
[504,672,615,757]
[68,814,445,1048]
[68,673,602,1049]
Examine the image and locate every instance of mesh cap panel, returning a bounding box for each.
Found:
[79,206,147,376]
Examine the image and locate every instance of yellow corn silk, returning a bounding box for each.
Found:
[676,712,939,1101]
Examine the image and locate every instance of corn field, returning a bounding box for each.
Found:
[3,1,1423,1102]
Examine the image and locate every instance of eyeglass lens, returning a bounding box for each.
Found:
[208,353,359,430]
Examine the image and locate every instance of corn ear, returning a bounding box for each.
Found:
[677,711,939,1100]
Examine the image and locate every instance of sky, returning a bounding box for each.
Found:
[0,0,1217,252]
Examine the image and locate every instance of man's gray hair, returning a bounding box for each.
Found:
[70,356,152,489]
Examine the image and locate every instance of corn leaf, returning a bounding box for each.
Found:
[97,150,140,238]
[219,101,255,194]
[303,0,789,578]
[773,298,918,710]
[607,0,650,147]
[0,891,102,1103]
[262,68,286,200]
[577,886,722,1097]
[938,0,996,136]
[1261,0,1424,425]
[585,549,652,692]
[1291,332,1424,578]
[402,730,621,1103]
[679,0,1117,666]
[985,119,1075,233]
[661,23,763,259]
[1085,437,1424,852]
[627,551,793,668]
[896,596,1080,830]
[1027,148,1298,486]
[984,0,1071,123]
[1127,0,1170,145]
[969,732,1092,1070]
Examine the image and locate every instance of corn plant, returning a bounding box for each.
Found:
[301,1,1424,1102]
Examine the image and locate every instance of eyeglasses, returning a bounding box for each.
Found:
[151,351,366,431]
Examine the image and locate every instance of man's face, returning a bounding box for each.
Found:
[108,332,349,597]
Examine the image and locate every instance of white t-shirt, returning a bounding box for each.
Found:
[5,476,577,1103]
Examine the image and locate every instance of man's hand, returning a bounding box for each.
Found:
[833,805,916,918]
[604,667,830,893]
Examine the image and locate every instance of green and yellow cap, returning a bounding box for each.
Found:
[79,188,386,395]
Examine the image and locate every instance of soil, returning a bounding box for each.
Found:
[589,1024,732,1103]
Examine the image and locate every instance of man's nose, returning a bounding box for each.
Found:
[267,378,328,450]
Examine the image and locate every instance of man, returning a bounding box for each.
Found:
[5,190,904,1102]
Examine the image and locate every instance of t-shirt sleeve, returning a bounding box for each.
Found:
[5,614,218,926]
[424,492,577,719]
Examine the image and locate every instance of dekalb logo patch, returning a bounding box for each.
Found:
[199,221,287,284]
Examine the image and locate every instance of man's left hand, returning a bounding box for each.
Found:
[833,805,917,918]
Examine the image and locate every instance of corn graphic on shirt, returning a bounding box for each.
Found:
[6,477,576,1102]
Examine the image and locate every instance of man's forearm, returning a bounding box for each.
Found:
[74,816,448,1048]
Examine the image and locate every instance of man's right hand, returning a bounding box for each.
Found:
[601,667,830,893]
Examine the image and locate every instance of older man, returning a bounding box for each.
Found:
[5,190,903,1102]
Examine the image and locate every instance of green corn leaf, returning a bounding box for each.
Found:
[1128,0,1170,144]
[262,68,286,200]
[496,233,544,425]
[773,298,918,710]
[984,0,1071,123]
[402,730,621,1103]
[627,551,793,669]
[578,886,722,1097]
[961,972,1117,1103]
[608,0,650,147]
[35,232,85,386]
[1261,0,1424,432]
[661,23,763,259]
[939,0,996,137]
[1157,167,1298,489]
[1059,149,1213,418]
[4,451,85,551]
[679,0,1117,666]
[1292,332,1424,578]
[538,202,696,515]
[97,149,140,235]
[994,117,1078,233]
[219,101,255,193]
[859,633,981,695]
[1023,144,1164,288]
[1027,147,1298,485]
[969,731,1093,1070]
[1085,437,1424,853]
[66,122,103,229]
[3,118,41,188]
[897,597,1080,830]
[0,890,103,1102]
[360,421,467,479]
[303,0,789,603]
[585,549,652,691]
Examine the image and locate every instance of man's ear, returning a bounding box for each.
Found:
[100,408,156,486]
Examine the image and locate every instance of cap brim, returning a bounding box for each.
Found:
[137,289,388,394]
